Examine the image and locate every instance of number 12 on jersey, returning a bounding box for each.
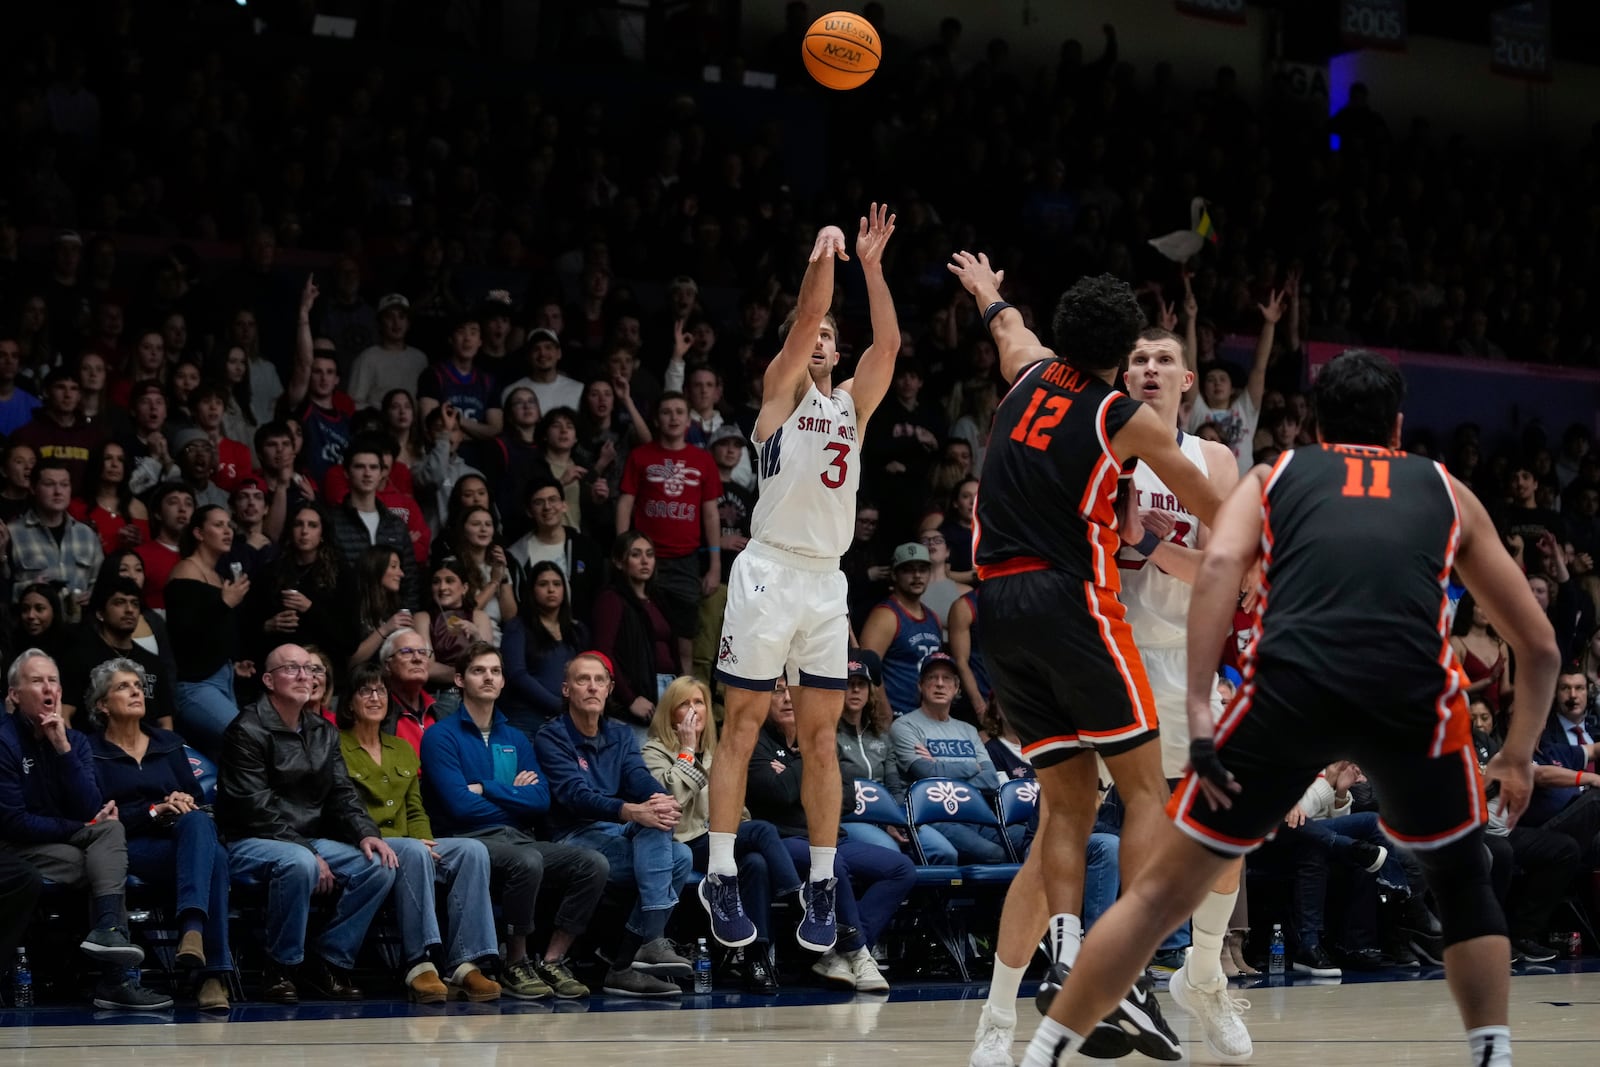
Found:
[1009,388,1074,450]
[1341,456,1391,499]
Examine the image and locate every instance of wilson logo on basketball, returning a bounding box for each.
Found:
[824,18,875,46]
[926,781,971,814]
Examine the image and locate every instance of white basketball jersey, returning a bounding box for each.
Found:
[1119,431,1209,649]
[750,381,860,559]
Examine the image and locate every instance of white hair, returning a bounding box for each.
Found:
[6,648,58,691]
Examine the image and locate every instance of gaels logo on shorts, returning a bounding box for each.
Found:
[718,635,737,665]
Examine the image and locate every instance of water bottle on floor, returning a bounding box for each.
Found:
[13,946,33,1007]
[694,938,713,993]
[1268,924,1286,978]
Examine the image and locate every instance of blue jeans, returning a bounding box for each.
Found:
[687,821,802,943]
[562,821,691,941]
[842,822,959,865]
[387,836,499,971]
[1297,812,1411,890]
[1083,832,1120,932]
[227,837,397,969]
[174,662,240,760]
[126,810,233,973]
[919,822,1026,864]
[781,836,916,949]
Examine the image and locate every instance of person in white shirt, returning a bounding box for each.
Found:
[1185,285,1288,475]
[349,294,429,412]
[500,329,583,414]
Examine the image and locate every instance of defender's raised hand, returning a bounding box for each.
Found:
[947,250,1005,298]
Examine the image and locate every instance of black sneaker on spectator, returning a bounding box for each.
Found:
[1333,945,1383,971]
[1348,840,1388,873]
[1395,893,1443,938]
[601,966,681,997]
[632,937,692,978]
[92,975,174,1011]
[1380,934,1421,968]
[1512,939,1558,964]
[80,926,145,966]
[1291,945,1342,978]
[726,947,779,994]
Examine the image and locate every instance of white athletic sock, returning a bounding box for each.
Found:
[1189,888,1237,988]
[985,959,1028,1027]
[1050,913,1083,967]
[809,845,837,882]
[1020,1017,1085,1067]
[1466,1026,1512,1066]
[707,832,738,878]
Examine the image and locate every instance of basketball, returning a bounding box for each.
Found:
[802,10,881,91]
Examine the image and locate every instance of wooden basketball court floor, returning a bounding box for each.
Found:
[5,964,1600,1065]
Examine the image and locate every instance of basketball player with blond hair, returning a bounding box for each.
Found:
[702,205,900,958]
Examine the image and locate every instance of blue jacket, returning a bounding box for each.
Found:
[534,711,665,841]
[1527,710,1598,826]
[0,713,103,843]
[89,726,206,838]
[420,704,551,836]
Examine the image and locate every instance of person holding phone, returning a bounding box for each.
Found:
[166,505,253,758]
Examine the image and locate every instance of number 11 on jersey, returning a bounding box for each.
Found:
[1341,457,1391,499]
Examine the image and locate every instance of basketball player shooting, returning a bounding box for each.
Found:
[1022,350,1560,1067]
[702,206,900,954]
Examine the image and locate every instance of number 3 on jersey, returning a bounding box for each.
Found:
[821,442,850,488]
[1009,388,1073,450]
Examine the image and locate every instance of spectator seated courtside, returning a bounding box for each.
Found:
[0,649,173,1011]
[216,643,399,1003]
[337,660,502,1003]
[534,652,696,997]
[420,642,609,1001]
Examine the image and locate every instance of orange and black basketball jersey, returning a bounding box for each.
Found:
[1249,444,1467,742]
[973,359,1142,587]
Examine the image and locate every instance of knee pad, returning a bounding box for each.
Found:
[1411,831,1507,949]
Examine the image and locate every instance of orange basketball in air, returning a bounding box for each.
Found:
[802,10,881,91]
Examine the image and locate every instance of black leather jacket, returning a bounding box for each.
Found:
[216,696,379,850]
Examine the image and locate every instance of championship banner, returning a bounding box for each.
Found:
[1340,0,1406,51]
[1175,0,1248,25]
[1490,0,1552,81]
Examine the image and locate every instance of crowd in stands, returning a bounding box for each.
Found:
[2,0,1600,1013]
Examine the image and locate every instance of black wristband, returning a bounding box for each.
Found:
[982,301,1015,331]
[1135,529,1161,556]
[1188,737,1234,792]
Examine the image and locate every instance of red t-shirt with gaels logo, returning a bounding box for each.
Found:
[621,441,723,560]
